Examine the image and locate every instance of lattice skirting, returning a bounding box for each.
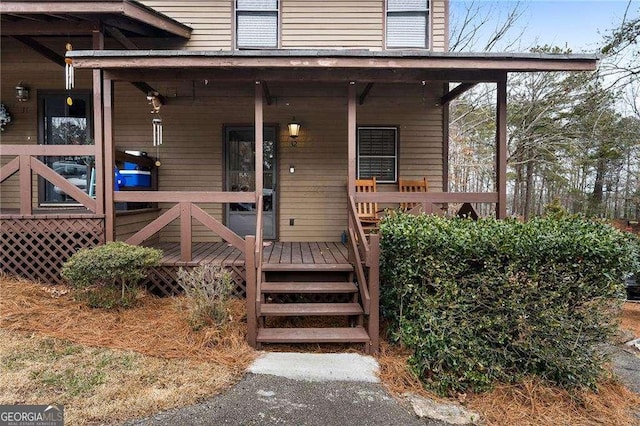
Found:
[1,216,105,284]
[144,264,247,298]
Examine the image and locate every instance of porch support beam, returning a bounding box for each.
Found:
[358,83,374,105]
[440,82,477,105]
[103,75,115,241]
[180,202,192,262]
[106,26,165,103]
[93,29,105,216]
[103,69,508,84]
[442,83,450,193]
[348,82,357,197]
[496,74,508,219]
[262,82,274,106]
[105,26,137,49]
[12,35,64,67]
[71,55,597,72]
[1,21,97,35]
[255,82,264,201]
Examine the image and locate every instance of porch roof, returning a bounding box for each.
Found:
[67,49,598,83]
[0,0,192,38]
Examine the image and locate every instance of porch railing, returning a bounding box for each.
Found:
[0,145,98,214]
[347,195,380,353]
[245,194,263,348]
[353,191,499,215]
[115,191,253,263]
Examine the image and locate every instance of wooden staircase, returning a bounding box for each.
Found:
[255,263,373,351]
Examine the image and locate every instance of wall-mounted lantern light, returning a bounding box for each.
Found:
[16,83,29,102]
[287,117,301,146]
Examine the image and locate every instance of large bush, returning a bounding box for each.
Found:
[61,242,162,308]
[380,213,639,395]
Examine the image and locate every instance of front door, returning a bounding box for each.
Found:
[225,126,277,239]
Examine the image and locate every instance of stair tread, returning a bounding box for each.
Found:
[257,327,370,343]
[260,303,363,316]
[261,282,357,293]
[262,263,354,272]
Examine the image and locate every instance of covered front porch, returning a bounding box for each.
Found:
[1,44,597,352]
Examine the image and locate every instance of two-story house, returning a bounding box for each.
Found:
[0,1,597,351]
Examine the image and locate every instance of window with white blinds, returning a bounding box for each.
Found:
[236,0,278,49]
[357,127,398,183]
[386,0,429,49]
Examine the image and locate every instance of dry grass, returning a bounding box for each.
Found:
[0,329,235,425]
[621,302,640,339]
[0,276,257,425]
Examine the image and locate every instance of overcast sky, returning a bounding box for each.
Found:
[450,0,639,52]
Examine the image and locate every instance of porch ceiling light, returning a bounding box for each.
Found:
[15,83,29,102]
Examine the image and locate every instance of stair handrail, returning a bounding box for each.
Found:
[348,227,370,314]
[348,195,371,265]
[245,194,264,348]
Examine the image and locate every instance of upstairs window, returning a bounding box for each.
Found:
[236,0,279,49]
[386,0,429,49]
[357,127,398,183]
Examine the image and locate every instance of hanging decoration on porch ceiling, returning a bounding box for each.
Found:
[147,91,163,167]
[65,43,75,106]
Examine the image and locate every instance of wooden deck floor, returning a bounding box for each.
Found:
[147,241,350,266]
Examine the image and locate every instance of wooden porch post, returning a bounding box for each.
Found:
[103,75,115,241]
[180,202,192,261]
[348,82,357,198]
[442,83,450,193]
[255,82,264,201]
[496,74,508,219]
[245,235,257,348]
[19,155,32,215]
[92,29,105,216]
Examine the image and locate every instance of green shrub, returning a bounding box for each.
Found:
[61,242,162,309]
[177,263,234,331]
[379,213,640,395]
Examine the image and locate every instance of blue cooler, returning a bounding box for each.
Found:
[120,170,151,188]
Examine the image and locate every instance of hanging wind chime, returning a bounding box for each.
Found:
[64,43,74,106]
[147,92,163,167]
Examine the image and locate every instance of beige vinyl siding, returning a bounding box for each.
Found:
[109,82,442,243]
[0,37,94,210]
[115,210,160,243]
[140,0,232,50]
[141,1,448,52]
[282,1,384,49]
[431,0,448,51]
[358,83,443,205]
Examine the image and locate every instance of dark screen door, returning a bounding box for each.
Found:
[225,126,276,239]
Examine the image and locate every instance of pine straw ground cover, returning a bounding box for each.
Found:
[2,276,640,425]
[377,303,640,426]
[621,302,640,338]
[0,276,256,425]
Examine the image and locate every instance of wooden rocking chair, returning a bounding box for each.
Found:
[399,177,429,212]
[356,177,380,232]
